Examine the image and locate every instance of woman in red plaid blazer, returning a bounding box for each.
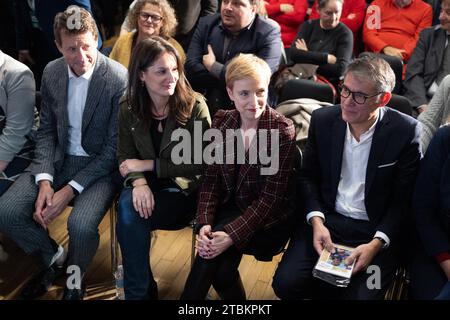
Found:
[181,54,297,300]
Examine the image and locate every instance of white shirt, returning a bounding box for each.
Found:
[307,108,390,248]
[35,64,95,194]
[66,65,93,157]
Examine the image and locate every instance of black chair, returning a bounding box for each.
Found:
[278,78,335,104]
[387,94,412,116]
[359,52,403,94]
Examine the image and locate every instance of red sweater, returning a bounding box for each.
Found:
[309,0,366,35]
[265,0,308,47]
[362,0,432,62]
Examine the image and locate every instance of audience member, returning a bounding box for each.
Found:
[404,0,450,113]
[263,0,309,48]
[309,0,366,53]
[121,0,218,52]
[410,123,450,300]
[14,0,103,68]
[0,7,127,300]
[110,0,185,68]
[272,56,421,300]
[185,0,282,116]
[0,50,35,196]
[363,0,432,63]
[116,37,211,300]
[0,50,35,267]
[181,54,296,300]
[289,0,353,86]
[417,75,450,152]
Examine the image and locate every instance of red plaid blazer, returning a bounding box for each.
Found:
[196,106,296,249]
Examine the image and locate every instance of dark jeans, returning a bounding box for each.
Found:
[117,186,196,300]
[272,213,399,300]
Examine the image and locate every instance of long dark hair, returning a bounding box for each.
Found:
[127,36,196,127]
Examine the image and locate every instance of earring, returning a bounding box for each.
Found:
[141,81,144,88]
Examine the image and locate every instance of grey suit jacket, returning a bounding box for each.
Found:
[404,26,447,107]
[30,52,127,189]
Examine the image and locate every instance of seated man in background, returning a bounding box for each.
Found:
[404,0,450,114]
[410,122,450,300]
[363,0,432,64]
[185,0,281,116]
[0,50,35,195]
[0,50,35,264]
[0,6,127,300]
[272,56,422,300]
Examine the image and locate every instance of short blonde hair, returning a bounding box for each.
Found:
[128,0,177,38]
[225,54,272,89]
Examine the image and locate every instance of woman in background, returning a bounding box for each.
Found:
[110,0,185,68]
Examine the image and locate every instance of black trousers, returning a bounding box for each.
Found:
[272,213,399,300]
[181,203,292,300]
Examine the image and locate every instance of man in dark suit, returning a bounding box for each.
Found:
[410,125,450,299]
[404,0,450,114]
[185,0,281,116]
[272,56,422,299]
[0,6,127,300]
[168,0,218,51]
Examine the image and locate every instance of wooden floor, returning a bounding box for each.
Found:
[0,208,281,300]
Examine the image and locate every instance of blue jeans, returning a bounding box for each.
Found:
[435,281,450,300]
[117,187,195,300]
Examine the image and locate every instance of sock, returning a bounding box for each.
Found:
[49,245,66,267]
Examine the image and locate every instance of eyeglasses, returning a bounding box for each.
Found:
[338,84,382,105]
[139,12,163,23]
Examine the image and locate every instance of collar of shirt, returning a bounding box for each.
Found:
[219,15,256,36]
[345,107,385,146]
[67,61,95,81]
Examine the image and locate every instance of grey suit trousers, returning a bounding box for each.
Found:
[0,156,116,273]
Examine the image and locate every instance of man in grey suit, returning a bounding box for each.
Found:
[404,0,450,114]
[0,6,127,300]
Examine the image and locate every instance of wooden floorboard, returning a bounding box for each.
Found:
[0,207,281,300]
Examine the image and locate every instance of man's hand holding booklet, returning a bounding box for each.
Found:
[312,244,356,287]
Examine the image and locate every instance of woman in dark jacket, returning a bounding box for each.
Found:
[289,0,353,86]
[117,36,210,300]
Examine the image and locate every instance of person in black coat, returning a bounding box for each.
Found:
[410,123,450,300]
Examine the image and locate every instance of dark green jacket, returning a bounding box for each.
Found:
[117,94,211,194]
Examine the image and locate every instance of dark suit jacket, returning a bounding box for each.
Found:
[185,13,282,92]
[30,53,127,190]
[413,125,450,257]
[299,106,421,244]
[168,0,218,35]
[404,26,447,107]
[196,107,296,249]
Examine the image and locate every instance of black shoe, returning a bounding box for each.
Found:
[62,282,86,300]
[146,279,158,300]
[20,263,65,300]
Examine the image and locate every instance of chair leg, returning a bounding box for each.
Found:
[110,199,119,276]
[190,221,196,269]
